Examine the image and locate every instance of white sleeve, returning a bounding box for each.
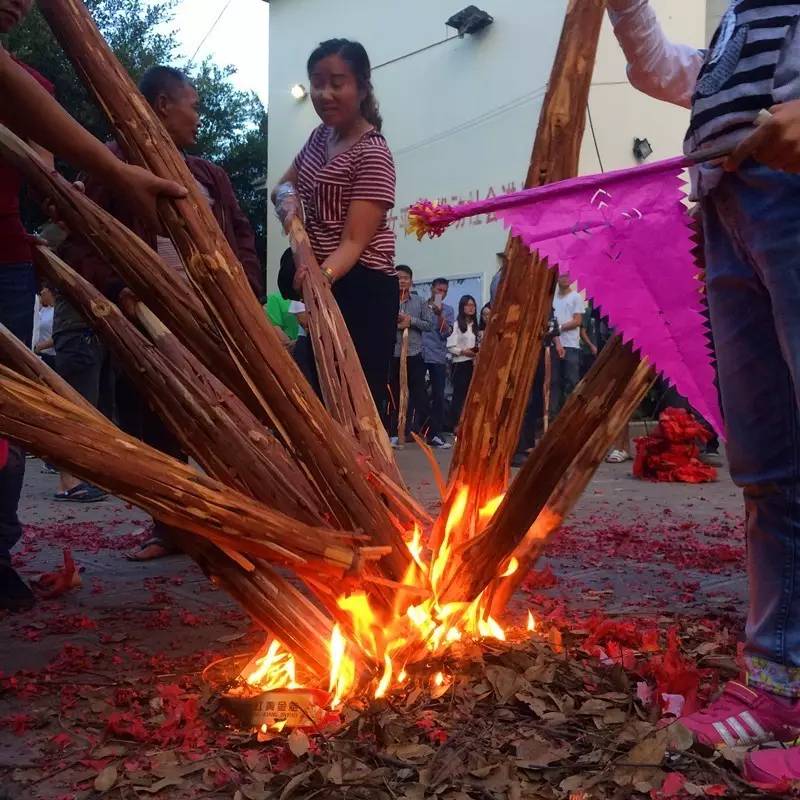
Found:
[31,296,41,350]
[446,329,461,356]
[288,300,306,314]
[608,0,705,109]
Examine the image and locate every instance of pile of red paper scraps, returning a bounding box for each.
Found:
[633,407,717,484]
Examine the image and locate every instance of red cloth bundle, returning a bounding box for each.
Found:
[633,408,716,484]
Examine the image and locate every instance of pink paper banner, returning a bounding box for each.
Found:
[409,156,723,436]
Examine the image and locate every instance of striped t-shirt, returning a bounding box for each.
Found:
[686,1,800,153]
[293,125,396,274]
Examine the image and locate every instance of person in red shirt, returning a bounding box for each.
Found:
[0,1,185,610]
[273,39,399,414]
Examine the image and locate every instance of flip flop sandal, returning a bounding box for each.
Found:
[124,538,179,562]
[54,483,107,503]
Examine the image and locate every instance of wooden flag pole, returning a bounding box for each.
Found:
[441,337,652,603]
[432,0,607,551]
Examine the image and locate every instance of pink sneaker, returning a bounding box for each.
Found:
[676,681,800,750]
[744,746,800,791]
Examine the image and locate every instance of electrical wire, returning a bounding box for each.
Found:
[188,0,234,64]
[373,36,457,71]
[587,102,605,173]
[394,84,549,159]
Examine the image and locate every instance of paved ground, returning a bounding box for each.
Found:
[0,445,747,794]
[4,446,745,676]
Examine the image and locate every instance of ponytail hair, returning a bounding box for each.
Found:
[307,38,383,132]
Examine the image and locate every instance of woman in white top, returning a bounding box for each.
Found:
[447,294,479,431]
[33,287,57,370]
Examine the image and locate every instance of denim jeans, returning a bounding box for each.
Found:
[702,164,800,697]
[387,354,431,438]
[423,362,447,440]
[516,352,547,455]
[0,262,36,563]
[550,346,581,419]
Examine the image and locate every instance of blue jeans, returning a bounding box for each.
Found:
[703,165,800,696]
[550,346,581,419]
[0,262,36,564]
[424,362,447,439]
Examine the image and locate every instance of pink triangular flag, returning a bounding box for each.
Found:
[496,160,722,436]
[409,156,723,436]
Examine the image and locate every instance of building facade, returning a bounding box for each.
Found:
[267,0,708,302]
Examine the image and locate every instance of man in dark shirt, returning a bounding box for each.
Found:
[60,65,264,560]
[420,278,454,447]
[387,265,434,446]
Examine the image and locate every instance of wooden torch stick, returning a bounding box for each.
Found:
[440,336,650,603]
[398,328,410,446]
[285,215,403,485]
[488,353,656,614]
[431,0,607,551]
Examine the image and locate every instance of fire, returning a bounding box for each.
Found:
[328,624,356,709]
[527,610,537,632]
[243,639,299,692]
[241,481,529,713]
[430,486,468,594]
[374,654,393,699]
[479,493,505,520]
[260,719,287,735]
[499,557,519,578]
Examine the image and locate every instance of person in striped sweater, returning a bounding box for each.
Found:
[273,39,399,416]
[609,0,800,786]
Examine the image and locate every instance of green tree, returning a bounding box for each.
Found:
[191,60,268,257]
[5,0,267,261]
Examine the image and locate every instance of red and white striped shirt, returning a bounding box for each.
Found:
[293,125,396,275]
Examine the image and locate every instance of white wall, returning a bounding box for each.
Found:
[267,0,707,299]
[707,0,728,39]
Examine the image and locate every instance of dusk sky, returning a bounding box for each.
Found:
[172,0,269,108]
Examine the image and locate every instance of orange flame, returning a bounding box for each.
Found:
[328,624,355,709]
[374,653,393,699]
[499,556,519,578]
[527,610,537,632]
[243,639,299,692]
[478,493,505,520]
[242,481,527,709]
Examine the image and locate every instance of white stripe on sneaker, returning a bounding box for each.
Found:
[727,716,752,745]
[713,721,738,747]
[739,711,768,742]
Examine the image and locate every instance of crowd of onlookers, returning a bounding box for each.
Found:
[267,255,615,459]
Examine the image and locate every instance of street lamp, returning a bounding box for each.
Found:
[633,137,653,162]
[446,5,494,37]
